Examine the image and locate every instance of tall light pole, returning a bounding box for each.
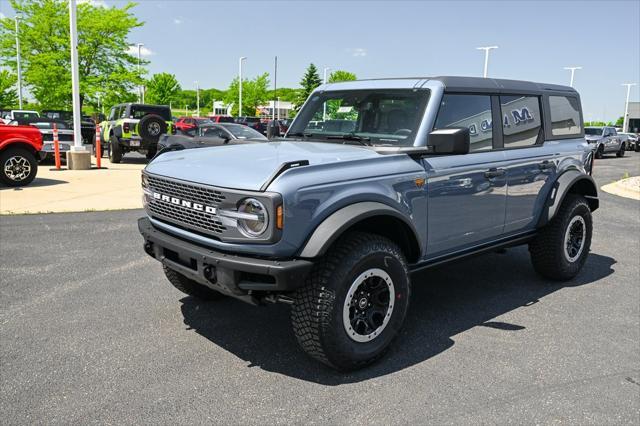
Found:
[564,66,582,87]
[69,0,84,152]
[622,83,637,133]
[323,67,331,120]
[238,56,246,117]
[136,43,144,103]
[476,46,498,78]
[14,16,23,109]
[273,56,278,120]
[195,81,200,116]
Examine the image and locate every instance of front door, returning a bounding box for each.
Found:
[424,93,507,258]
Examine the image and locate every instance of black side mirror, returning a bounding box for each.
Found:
[428,127,470,154]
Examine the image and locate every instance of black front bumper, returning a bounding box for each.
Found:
[138,217,314,299]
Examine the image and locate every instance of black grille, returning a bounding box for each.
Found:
[147,176,228,235]
[42,133,74,142]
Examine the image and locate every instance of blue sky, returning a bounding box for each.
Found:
[1,0,638,121]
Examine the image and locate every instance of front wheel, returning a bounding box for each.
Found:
[291,232,411,371]
[0,147,38,187]
[616,143,625,157]
[529,194,592,281]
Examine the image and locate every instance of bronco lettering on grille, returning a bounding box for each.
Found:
[152,192,216,214]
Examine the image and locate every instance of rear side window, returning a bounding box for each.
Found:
[500,95,542,148]
[549,96,582,136]
[434,94,493,152]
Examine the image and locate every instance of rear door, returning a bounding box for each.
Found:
[499,95,557,233]
[425,93,508,257]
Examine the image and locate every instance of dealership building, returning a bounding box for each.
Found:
[626,101,639,133]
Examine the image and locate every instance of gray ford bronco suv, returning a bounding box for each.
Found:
[139,77,597,371]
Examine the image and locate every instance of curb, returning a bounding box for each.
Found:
[601,177,640,201]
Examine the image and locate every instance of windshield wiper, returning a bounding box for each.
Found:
[326,133,372,146]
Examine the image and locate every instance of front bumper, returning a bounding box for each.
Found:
[138,217,313,300]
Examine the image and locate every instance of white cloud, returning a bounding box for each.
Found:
[346,48,367,57]
[173,18,183,25]
[126,45,155,57]
[78,0,108,8]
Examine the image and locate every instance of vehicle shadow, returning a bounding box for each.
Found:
[0,177,68,190]
[180,247,615,385]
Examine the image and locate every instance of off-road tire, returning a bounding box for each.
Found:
[0,147,38,187]
[163,265,225,300]
[616,143,625,157]
[291,232,411,371]
[529,194,592,281]
[138,114,167,143]
[108,135,122,163]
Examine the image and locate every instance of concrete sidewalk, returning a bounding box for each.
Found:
[0,157,145,215]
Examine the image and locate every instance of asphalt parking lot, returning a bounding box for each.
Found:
[1,152,639,424]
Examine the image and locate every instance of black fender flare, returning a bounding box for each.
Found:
[537,170,598,227]
[298,201,420,259]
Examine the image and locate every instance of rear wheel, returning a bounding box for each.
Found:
[163,266,226,300]
[291,232,411,371]
[0,147,38,187]
[616,142,625,157]
[108,135,122,163]
[529,194,592,281]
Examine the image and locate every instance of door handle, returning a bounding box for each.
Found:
[538,160,555,170]
[484,168,506,179]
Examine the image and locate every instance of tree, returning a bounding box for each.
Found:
[224,73,270,116]
[0,70,18,108]
[146,73,181,106]
[0,0,145,110]
[328,70,357,83]
[296,63,322,110]
[615,116,624,126]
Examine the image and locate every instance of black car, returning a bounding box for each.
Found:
[41,110,96,145]
[235,116,266,134]
[156,122,267,156]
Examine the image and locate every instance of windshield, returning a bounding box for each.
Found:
[223,123,267,140]
[584,128,602,135]
[287,89,429,146]
[13,111,39,120]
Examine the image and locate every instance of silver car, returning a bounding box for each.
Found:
[584,126,626,158]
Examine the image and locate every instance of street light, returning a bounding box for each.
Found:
[323,67,331,120]
[195,81,200,117]
[136,43,144,103]
[69,0,84,153]
[476,46,498,78]
[622,83,637,133]
[14,16,23,109]
[563,66,582,87]
[238,56,247,117]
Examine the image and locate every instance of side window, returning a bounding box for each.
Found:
[610,128,617,136]
[108,107,116,121]
[603,128,610,137]
[500,95,542,148]
[549,96,582,136]
[434,94,493,152]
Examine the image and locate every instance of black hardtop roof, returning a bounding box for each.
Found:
[115,103,170,109]
[430,76,576,94]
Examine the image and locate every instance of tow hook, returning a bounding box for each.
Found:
[203,264,217,284]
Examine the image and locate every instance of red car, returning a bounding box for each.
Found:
[208,115,235,123]
[0,123,43,186]
[175,117,212,132]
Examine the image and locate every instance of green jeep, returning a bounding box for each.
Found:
[99,103,173,163]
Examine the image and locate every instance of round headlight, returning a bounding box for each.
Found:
[237,198,269,237]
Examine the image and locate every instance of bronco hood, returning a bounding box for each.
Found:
[145,141,382,191]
